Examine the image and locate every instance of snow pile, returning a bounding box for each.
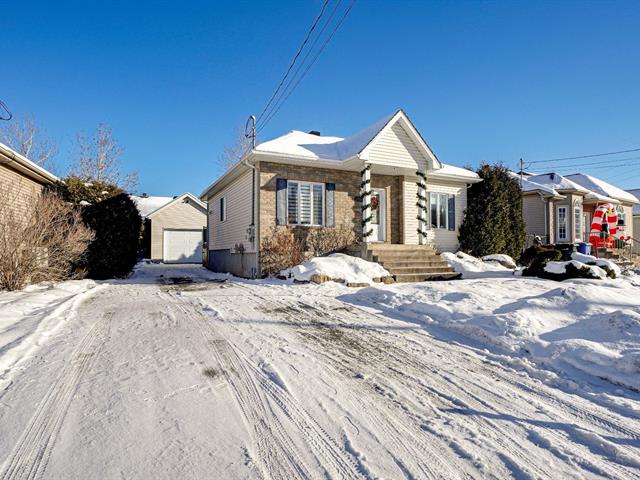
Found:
[282,254,390,285]
[348,278,640,390]
[544,260,608,279]
[571,252,622,277]
[441,252,515,279]
[482,254,517,269]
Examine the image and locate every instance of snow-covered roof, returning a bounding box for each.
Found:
[0,141,59,184]
[130,195,173,218]
[255,113,395,161]
[526,173,590,193]
[627,189,640,215]
[433,164,480,180]
[509,172,560,197]
[565,174,640,204]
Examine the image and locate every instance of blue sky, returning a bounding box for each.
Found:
[3,1,640,194]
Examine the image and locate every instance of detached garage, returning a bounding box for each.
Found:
[133,192,207,264]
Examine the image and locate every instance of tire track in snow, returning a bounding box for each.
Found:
[0,311,113,480]
[167,291,367,480]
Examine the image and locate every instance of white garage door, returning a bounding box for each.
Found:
[163,230,203,264]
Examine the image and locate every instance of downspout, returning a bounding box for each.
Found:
[244,115,258,278]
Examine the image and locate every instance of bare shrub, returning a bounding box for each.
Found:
[305,224,357,256]
[260,226,305,277]
[0,184,94,291]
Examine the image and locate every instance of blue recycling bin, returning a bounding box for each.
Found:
[577,242,591,255]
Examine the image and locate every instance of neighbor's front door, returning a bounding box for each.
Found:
[369,188,386,242]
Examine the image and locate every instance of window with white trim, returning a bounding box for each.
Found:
[617,205,626,226]
[430,192,449,229]
[219,197,226,222]
[557,206,568,241]
[287,181,324,226]
[574,200,582,241]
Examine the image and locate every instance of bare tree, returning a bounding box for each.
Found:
[0,182,94,291]
[0,115,58,172]
[217,127,253,172]
[71,123,138,192]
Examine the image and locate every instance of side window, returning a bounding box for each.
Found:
[219,197,226,222]
[557,206,568,241]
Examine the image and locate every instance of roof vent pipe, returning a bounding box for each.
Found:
[308,130,321,136]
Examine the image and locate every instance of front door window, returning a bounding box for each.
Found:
[369,189,386,242]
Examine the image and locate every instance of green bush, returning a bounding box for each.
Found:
[539,262,603,281]
[80,193,141,279]
[458,164,525,259]
[52,175,123,204]
[521,246,562,277]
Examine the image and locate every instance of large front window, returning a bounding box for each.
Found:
[287,181,324,225]
[430,192,449,229]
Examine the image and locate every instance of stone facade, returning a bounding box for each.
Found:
[258,161,404,246]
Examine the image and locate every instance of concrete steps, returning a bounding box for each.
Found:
[362,243,459,282]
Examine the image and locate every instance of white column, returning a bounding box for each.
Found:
[416,169,427,245]
[361,163,372,242]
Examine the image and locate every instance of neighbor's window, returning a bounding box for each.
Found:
[219,197,226,222]
[557,206,568,241]
[288,181,324,226]
[429,192,449,229]
[617,205,626,226]
[574,200,582,241]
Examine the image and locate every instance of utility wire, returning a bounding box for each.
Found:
[535,155,640,170]
[258,0,357,134]
[528,147,640,164]
[0,100,12,121]
[255,0,330,126]
[258,0,343,128]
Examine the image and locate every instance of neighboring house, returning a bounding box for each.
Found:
[131,193,207,263]
[518,171,639,245]
[200,109,481,277]
[0,142,58,221]
[627,189,640,251]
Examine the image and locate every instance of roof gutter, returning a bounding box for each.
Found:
[0,143,59,184]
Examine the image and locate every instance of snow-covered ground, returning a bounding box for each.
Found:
[1,263,640,479]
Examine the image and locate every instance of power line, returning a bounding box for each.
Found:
[0,100,12,121]
[257,0,357,134]
[528,146,640,164]
[539,155,640,170]
[255,0,330,126]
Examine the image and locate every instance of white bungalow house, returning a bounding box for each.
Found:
[200,110,480,278]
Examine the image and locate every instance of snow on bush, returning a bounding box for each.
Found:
[349,278,640,390]
[282,253,390,285]
[571,252,621,277]
[544,260,607,280]
[481,254,517,269]
[441,252,514,279]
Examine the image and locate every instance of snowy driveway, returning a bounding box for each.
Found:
[1,265,639,479]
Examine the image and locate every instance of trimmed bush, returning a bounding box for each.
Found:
[521,246,562,277]
[459,164,525,259]
[80,193,141,279]
[260,227,305,277]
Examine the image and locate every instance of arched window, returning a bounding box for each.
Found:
[574,200,583,241]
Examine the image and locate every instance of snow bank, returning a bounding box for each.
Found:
[441,252,515,279]
[482,254,517,269]
[544,260,608,279]
[282,254,390,285]
[347,277,640,391]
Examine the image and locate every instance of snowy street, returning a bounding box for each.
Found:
[1,264,640,479]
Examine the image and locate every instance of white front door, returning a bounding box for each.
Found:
[369,188,386,242]
[163,229,203,263]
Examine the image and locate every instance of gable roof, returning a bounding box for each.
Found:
[565,173,639,204]
[510,172,562,198]
[627,189,640,215]
[130,195,174,218]
[146,192,206,218]
[254,109,442,168]
[0,141,59,184]
[525,172,590,194]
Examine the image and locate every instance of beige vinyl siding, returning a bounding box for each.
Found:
[0,163,44,224]
[634,217,639,253]
[209,170,253,252]
[619,204,634,239]
[366,123,427,171]
[425,181,467,252]
[402,177,419,244]
[402,176,466,251]
[150,198,206,260]
[522,195,548,239]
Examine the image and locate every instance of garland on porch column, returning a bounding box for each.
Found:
[415,170,428,241]
[360,164,373,238]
